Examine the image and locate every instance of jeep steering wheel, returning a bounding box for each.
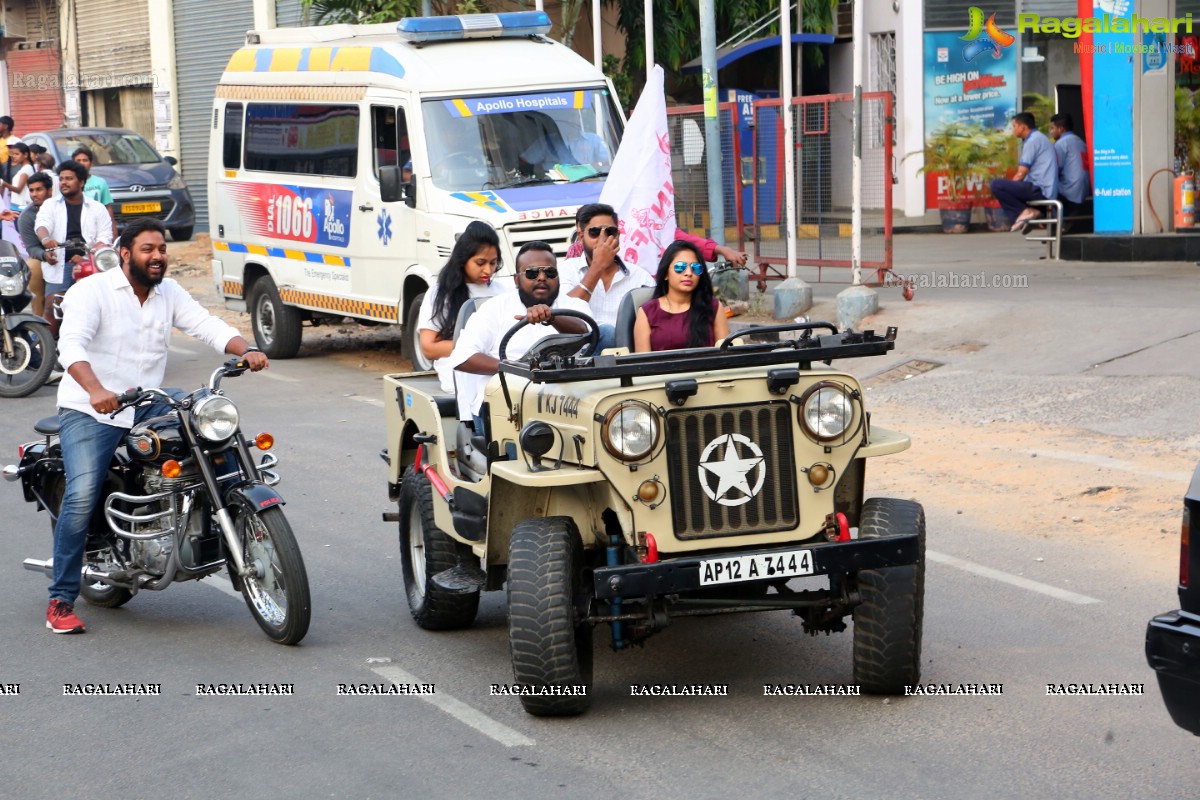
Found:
[497,309,600,363]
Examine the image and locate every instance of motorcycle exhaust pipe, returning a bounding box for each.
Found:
[2,464,21,482]
[23,558,129,586]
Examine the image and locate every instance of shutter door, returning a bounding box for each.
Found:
[924,0,1016,30]
[8,47,64,131]
[173,0,256,233]
[276,0,306,27]
[77,0,151,86]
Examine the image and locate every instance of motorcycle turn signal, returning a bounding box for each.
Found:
[254,433,274,450]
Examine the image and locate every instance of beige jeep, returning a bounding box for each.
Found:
[381,310,924,716]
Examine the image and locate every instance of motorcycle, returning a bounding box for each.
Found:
[0,239,55,397]
[3,356,312,645]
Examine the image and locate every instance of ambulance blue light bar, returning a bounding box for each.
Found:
[396,12,552,43]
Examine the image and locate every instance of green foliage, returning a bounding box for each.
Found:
[909,122,1003,204]
[1176,88,1200,173]
[301,0,484,24]
[603,54,634,113]
[1021,92,1054,134]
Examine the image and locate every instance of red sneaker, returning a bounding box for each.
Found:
[46,600,86,634]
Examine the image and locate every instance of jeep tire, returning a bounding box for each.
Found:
[852,497,925,694]
[398,468,480,630]
[507,517,593,716]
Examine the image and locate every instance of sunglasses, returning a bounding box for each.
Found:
[671,261,706,275]
[586,225,619,238]
[522,266,559,280]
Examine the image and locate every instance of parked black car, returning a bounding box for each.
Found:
[20,127,195,241]
[1145,465,1200,735]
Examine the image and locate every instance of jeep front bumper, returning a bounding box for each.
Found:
[593,534,921,601]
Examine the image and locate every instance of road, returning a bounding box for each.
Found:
[0,234,1197,799]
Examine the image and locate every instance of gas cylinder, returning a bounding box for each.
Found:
[1175,173,1195,229]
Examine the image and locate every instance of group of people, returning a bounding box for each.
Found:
[416,203,745,423]
[989,111,1091,233]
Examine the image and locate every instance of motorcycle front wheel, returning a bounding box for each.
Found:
[235,507,311,645]
[0,321,55,398]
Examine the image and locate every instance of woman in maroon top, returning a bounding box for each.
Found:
[633,240,729,352]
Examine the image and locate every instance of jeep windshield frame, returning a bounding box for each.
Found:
[499,324,898,385]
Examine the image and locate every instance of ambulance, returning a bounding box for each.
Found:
[207,12,623,360]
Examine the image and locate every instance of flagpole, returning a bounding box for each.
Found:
[850,0,863,285]
[644,0,654,83]
[592,0,602,69]
[780,0,797,278]
[700,0,725,246]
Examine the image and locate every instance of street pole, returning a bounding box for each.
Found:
[700,0,725,246]
[593,0,602,70]
[422,0,431,17]
[644,0,654,83]
[780,0,797,278]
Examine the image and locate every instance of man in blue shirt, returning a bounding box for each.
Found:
[1050,113,1090,218]
[989,112,1059,231]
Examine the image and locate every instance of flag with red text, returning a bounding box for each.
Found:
[599,64,674,276]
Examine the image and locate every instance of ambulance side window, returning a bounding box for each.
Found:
[223,103,243,170]
[371,105,410,181]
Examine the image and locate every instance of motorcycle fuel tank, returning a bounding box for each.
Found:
[126,415,188,461]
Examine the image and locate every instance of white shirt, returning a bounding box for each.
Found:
[9,163,33,209]
[34,194,112,284]
[57,268,243,428]
[558,255,654,327]
[447,290,591,420]
[417,279,511,393]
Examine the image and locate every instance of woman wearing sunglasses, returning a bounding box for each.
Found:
[633,240,729,352]
[417,220,510,392]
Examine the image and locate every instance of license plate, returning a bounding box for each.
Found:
[121,201,161,214]
[698,548,814,586]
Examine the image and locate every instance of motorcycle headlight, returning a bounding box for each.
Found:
[192,395,240,442]
[799,383,856,442]
[0,272,24,296]
[168,174,187,189]
[602,400,659,461]
[94,247,121,272]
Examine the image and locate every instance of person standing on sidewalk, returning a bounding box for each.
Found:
[989,112,1059,232]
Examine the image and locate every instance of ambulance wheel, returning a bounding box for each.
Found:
[250,276,302,359]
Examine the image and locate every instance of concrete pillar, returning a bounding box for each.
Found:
[147,0,180,160]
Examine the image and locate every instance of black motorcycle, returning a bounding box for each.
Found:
[3,356,311,644]
[0,240,55,397]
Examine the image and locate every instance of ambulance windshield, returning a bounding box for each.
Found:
[422,88,621,191]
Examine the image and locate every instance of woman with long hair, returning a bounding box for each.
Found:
[417,220,509,391]
[3,142,33,211]
[633,240,729,352]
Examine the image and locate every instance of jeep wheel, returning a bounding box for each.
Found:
[852,498,925,694]
[507,517,593,716]
[398,468,480,630]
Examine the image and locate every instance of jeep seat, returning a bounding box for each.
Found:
[453,297,494,479]
[613,286,656,350]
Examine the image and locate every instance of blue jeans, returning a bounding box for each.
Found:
[989,178,1046,222]
[595,324,615,353]
[50,393,183,604]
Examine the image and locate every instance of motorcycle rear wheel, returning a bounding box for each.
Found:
[0,321,55,398]
[235,506,311,645]
[80,579,134,608]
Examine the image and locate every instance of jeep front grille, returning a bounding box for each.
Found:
[664,402,799,539]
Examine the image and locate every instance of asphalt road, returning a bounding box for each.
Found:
[2,238,1198,799]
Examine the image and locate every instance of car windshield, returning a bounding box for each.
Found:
[421,87,621,191]
[53,133,161,165]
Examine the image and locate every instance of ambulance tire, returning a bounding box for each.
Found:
[250,276,303,359]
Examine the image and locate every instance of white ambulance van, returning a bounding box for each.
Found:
[207,11,623,360]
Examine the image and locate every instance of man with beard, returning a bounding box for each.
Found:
[43,218,268,634]
[34,160,112,338]
[449,241,590,424]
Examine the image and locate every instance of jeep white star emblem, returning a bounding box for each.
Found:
[697,433,765,507]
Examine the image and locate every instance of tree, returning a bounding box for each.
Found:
[300,0,486,24]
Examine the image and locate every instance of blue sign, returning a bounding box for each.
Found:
[444,91,595,118]
[1092,14,1135,233]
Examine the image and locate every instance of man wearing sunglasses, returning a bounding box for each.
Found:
[559,203,654,351]
[449,241,590,423]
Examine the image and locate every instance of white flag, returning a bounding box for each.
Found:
[599,64,674,276]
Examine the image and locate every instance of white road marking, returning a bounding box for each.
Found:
[260,371,301,383]
[349,395,384,407]
[1022,449,1192,483]
[927,550,1101,605]
[370,665,535,748]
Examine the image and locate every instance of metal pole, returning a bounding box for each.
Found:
[644,0,654,83]
[700,0,725,246]
[850,0,863,285]
[780,0,797,277]
[535,0,544,10]
[593,0,602,70]
[422,0,431,17]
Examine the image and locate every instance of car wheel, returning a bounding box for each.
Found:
[169,226,193,242]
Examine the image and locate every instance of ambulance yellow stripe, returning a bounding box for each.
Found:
[271,48,303,72]
[215,85,366,102]
[225,49,257,72]
[213,241,230,252]
[277,289,399,322]
[453,99,472,117]
[247,244,270,256]
[283,249,306,261]
[331,48,372,72]
[573,90,585,108]
[322,255,345,266]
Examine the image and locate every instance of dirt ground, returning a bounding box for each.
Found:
[166,235,1190,565]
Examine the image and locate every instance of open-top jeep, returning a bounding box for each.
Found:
[382,310,924,716]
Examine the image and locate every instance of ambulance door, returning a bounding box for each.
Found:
[353,101,417,317]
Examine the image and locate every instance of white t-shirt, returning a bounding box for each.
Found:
[416,280,511,393]
[9,163,33,209]
[447,290,591,420]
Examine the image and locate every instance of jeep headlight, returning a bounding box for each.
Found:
[800,383,855,441]
[602,400,659,461]
[192,395,240,442]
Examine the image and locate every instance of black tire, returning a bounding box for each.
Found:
[169,226,194,242]
[79,580,134,608]
[507,516,593,716]
[398,468,480,629]
[403,292,433,371]
[852,498,926,694]
[249,276,303,359]
[235,506,311,645]
[0,321,56,398]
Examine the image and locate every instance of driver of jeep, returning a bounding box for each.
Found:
[448,241,591,426]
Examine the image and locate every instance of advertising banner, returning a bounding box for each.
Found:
[1090,8,1135,233]
[225,183,353,248]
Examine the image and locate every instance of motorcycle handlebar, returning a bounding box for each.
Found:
[116,387,143,405]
